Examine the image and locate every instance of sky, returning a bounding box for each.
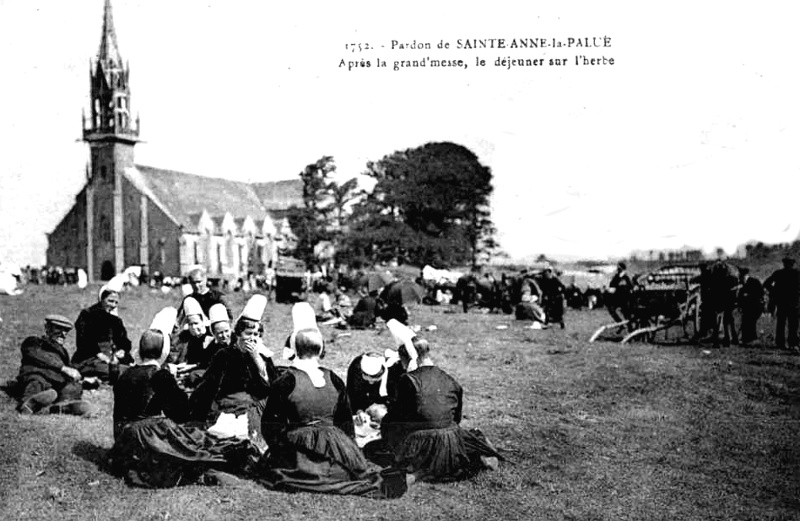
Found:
[1,0,799,267]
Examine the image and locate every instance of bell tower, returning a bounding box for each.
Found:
[82,0,140,281]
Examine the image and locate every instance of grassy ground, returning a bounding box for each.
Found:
[1,284,799,521]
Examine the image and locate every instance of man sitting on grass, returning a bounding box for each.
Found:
[10,314,91,415]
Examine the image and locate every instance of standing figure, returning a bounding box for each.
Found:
[707,259,740,348]
[456,274,478,313]
[691,263,715,341]
[606,262,634,324]
[538,268,566,329]
[738,267,764,345]
[763,257,800,350]
[12,314,91,415]
[258,328,405,498]
[72,278,133,380]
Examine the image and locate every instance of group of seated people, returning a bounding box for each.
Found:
[7,269,501,499]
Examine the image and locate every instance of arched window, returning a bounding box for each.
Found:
[99,215,111,242]
[159,238,166,267]
[225,232,235,268]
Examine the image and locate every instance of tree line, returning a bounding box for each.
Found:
[286,141,498,269]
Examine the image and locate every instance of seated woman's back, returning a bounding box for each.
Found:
[113,364,188,436]
[395,366,461,427]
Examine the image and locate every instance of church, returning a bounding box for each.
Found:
[46,0,302,283]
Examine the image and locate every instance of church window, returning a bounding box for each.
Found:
[239,244,245,272]
[100,166,107,180]
[193,241,199,264]
[99,215,111,242]
[216,244,223,271]
[225,232,235,268]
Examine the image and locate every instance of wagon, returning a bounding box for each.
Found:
[589,264,702,344]
[274,256,307,303]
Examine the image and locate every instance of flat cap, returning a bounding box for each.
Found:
[45,314,73,330]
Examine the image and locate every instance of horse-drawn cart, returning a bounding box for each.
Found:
[589,264,702,344]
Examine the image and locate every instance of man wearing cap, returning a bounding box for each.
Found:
[72,283,133,380]
[764,257,800,350]
[13,315,90,415]
[738,267,764,345]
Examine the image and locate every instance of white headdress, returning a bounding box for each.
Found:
[131,306,177,365]
[283,302,318,360]
[387,319,418,371]
[208,303,229,326]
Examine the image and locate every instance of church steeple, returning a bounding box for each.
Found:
[81,0,139,283]
[83,0,139,142]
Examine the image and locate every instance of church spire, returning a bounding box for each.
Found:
[83,0,138,143]
[97,0,122,66]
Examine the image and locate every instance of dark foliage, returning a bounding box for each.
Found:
[346,142,496,267]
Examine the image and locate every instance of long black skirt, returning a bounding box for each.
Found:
[258,425,405,498]
[392,425,501,482]
[111,417,255,488]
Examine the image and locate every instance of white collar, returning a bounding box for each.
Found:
[292,357,325,388]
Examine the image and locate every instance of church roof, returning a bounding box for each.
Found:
[251,180,306,210]
[128,165,302,231]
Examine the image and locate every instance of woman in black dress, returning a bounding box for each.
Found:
[110,315,254,488]
[72,282,133,379]
[258,328,406,498]
[188,295,277,449]
[381,336,502,482]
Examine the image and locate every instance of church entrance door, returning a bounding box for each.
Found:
[100,260,115,281]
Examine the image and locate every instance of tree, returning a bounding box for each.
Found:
[286,156,336,264]
[347,142,496,267]
[329,177,361,232]
[328,177,362,265]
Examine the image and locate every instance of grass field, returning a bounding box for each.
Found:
[1,284,799,521]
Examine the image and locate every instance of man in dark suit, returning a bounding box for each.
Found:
[738,268,764,345]
[607,262,634,324]
[14,315,90,415]
[764,257,800,350]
